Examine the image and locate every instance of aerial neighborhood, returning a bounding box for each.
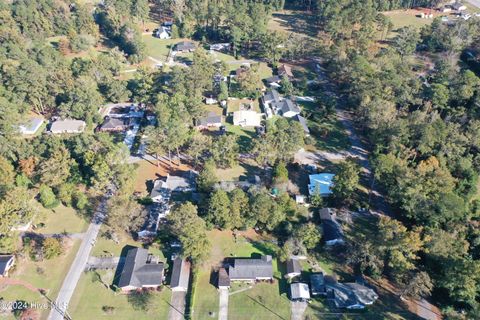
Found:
[0,0,479,320]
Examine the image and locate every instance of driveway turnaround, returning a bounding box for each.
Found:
[218,288,229,320]
[168,291,187,320]
[48,200,107,320]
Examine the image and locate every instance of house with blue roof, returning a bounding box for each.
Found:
[308,173,335,196]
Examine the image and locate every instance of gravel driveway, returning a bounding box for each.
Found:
[168,291,187,320]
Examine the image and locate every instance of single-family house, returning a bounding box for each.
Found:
[262,89,282,106]
[310,273,326,296]
[319,208,344,246]
[155,26,171,39]
[98,117,130,132]
[0,255,15,277]
[293,114,310,135]
[233,110,261,127]
[290,282,311,301]
[210,43,231,52]
[18,118,44,135]
[265,75,282,88]
[325,277,378,309]
[228,255,273,282]
[150,179,171,203]
[308,173,335,196]
[118,247,165,292]
[175,41,196,53]
[196,112,222,129]
[50,119,86,134]
[278,64,294,79]
[170,258,191,291]
[218,267,231,289]
[451,2,467,11]
[277,99,300,118]
[285,258,302,279]
[165,171,197,192]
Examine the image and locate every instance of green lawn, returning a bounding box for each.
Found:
[34,203,88,234]
[382,10,432,37]
[226,99,261,113]
[192,270,220,320]
[69,270,172,320]
[0,240,81,319]
[143,35,179,62]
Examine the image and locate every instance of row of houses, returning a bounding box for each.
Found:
[118,247,191,292]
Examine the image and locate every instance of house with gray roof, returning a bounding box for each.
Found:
[196,112,222,129]
[98,117,130,132]
[325,276,378,309]
[286,258,301,279]
[165,171,197,192]
[277,99,300,118]
[290,282,310,301]
[175,41,196,53]
[50,119,86,134]
[218,267,230,289]
[118,247,164,292]
[293,114,310,135]
[0,255,15,277]
[170,258,191,291]
[319,208,344,246]
[228,255,273,282]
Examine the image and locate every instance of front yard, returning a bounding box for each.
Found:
[192,230,290,320]
[69,270,172,320]
[33,203,88,234]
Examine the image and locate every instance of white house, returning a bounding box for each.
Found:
[232,110,261,127]
[18,118,44,135]
[155,26,171,39]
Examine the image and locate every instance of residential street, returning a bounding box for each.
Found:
[168,291,187,320]
[48,200,107,320]
[218,288,229,320]
[290,301,307,320]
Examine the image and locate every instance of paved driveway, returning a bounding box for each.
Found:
[291,301,307,320]
[218,288,229,320]
[168,291,187,320]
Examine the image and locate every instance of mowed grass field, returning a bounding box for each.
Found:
[33,203,88,234]
[69,270,172,320]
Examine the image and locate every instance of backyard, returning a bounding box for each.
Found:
[33,203,88,234]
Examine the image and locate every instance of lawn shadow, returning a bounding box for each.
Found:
[271,11,318,38]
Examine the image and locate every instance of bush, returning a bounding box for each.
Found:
[73,191,88,210]
[57,183,76,206]
[15,174,31,187]
[39,185,59,209]
[42,238,63,259]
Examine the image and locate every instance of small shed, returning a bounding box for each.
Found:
[285,258,302,279]
[170,258,191,291]
[310,273,326,296]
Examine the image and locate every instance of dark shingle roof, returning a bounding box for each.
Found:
[319,209,343,243]
[281,99,300,115]
[218,267,230,287]
[263,90,281,103]
[100,117,128,130]
[118,248,164,288]
[293,115,309,134]
[170,258,191,289]
[0,255,13,275]
[310,273,325,295]
[286,259,301,275]
[197,112,222,126]
[228,255,273,280]
[176,41,196,51]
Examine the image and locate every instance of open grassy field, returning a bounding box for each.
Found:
[0,239,81,319]
[226,99,260,113]
[34,203,88,234]
[268,10,318,39]
[69,270,172,320]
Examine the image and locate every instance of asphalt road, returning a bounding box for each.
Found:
[218,288,229,320]
[48,200,107,320]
